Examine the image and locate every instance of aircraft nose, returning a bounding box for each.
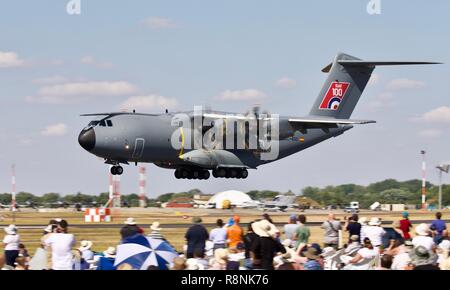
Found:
[78,127,96,151]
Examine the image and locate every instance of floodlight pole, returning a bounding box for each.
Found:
[436,164,449,210]
[420,150,427,210]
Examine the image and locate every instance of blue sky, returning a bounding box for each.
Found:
[0,0,449,197]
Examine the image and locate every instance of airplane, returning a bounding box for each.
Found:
[260,195,298,212]
[78,53,439,180]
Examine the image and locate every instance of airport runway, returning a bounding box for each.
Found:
[14,219,449,230]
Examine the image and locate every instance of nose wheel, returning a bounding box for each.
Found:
[111,165,123,175]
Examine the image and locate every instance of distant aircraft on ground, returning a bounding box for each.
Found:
[260,195,298,212]
[78,53,438,180]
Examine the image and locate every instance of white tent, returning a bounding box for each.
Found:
[207,190,253,209]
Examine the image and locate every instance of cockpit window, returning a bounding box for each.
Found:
[106,120,113,127]
[99,120,106,127]
[88,121,99,126]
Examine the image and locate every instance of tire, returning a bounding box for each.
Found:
[212,169,218,178]
[218,168,227,178]
[110,166,117,175]
[202,170,210,180]
[174,169,182,179]
[240,169,248,179]
[192,170,200,179]
[116,166,124,175]
[181,169,189,179]
[230,169,238,178]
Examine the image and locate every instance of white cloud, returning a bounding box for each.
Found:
[386,78,425,90]
[26,81,138,104]
[216,89,267,101]
[0,51,25,68]
[32,75,67,85]
[416,106,450,123]
[41,123,68,137]
[119,95,178,111]
[142,17,178,29]
[418,129,442,138]
[367,73,380,86]
[366,92,395,110]
[276,77,297,89]
[80,56,113,69]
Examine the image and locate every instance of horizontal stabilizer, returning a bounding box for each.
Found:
[289,117,375,130]
[338,60,442,67]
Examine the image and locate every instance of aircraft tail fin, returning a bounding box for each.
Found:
[309,53,440,119]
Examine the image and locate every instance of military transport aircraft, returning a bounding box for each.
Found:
[78,53,438,180]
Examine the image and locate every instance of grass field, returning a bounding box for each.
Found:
[0,208,447,255]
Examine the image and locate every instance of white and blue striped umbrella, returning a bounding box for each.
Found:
[114,234,178,270]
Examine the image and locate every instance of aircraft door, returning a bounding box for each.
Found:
[132,138,145,159]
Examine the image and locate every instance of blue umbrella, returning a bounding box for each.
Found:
[114,234,178,270]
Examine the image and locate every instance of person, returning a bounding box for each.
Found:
[18,243,30,259]
[227,215,243,248]
[436,240,450,266]
[243,221,258,269]
[399,212,413,240]
[377,254,393,270]
[209,248,228,270]
[364,217,386,248]
[409,245,439,270]
[283,215,299,248]
[44,219,76,270]
[14,256,28,270]
[343,238,378,270]
[0,254,14,270]
[185,217,209,258]
[303,247,323,270]
[228,242,246,268]
[171,257,186,270]
[78,240,94,261]
[96,247,117,270]
[344,235,362,256]
[147,222,165,240]
[295,214,310,252]
[190,248,208,269]
[431,212,447,244]
[321,213,341,249]
[120,218,143,239]
[344,214,361,243]
[262,213,274,224]
[358,217,368,242]
[209,219,227,250]
[412,223,435,251]
[391,240,413,270]
[3,225,20,267]
[251,219,286,270]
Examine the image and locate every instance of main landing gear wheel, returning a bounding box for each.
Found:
[174,168,210,180]
[212,168,249,179]
[110,165,123,175]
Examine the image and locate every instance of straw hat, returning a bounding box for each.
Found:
[103,247,116,258]
[4,224,17,235]
[186,258,205,270]
[415,223,430,236]
[350,235,359,242]
[252,219,278,238]
[438,240,450,251]
[214,248,228,264]
[368,217,381,226]
[150,222,162,231]
[44,224,54,233]
[78,240,93,251]
[409,246,437,266]
[124,217,136,225]
[358,217,368,226]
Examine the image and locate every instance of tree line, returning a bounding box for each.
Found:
[0,179,448,208]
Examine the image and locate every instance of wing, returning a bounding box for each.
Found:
[288,117,375,131]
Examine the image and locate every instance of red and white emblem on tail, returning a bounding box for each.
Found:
[319,82,350,110]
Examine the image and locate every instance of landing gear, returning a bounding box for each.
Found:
[212,168,249,179]
[110,165,123,175]
[174,168,210,180]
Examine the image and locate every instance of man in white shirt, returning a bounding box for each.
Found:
[44,220,75,270]
[2,224,20,267]
[209,219,227,250]
[364,217,386,247]
[412,223,435,251]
